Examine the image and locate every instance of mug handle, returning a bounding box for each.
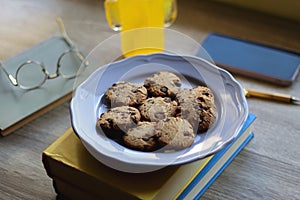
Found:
[104,0,122,31]
[164,0,177,27]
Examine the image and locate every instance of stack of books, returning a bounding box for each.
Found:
[42,113,255,200]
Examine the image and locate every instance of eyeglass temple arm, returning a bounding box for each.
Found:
[56,17,89,66]
[0,62,18,86]
[56,17,75,48]
[76,51,89,66]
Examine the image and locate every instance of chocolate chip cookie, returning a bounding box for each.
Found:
[139,97,178,122]
[123,122,158,151]
[156,117,194,150]
[105,81,147,107]
[144,71,182,98]
[176,86,216,133]
[97,106,141,135]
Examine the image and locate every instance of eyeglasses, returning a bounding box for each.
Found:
[0,49,88,90]
[0,17,88,90]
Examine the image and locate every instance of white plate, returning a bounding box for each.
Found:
[70,53,248,173]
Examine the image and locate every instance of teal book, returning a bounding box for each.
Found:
[0,36,77,136]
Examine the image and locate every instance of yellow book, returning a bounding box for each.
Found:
[43,128,211,200]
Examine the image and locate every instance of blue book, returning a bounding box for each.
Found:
[175,113,256,199]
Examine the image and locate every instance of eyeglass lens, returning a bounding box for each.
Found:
[16,62,47,89]
[58,51,83,79]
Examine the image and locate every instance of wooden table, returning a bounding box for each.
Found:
[0,0,299,199]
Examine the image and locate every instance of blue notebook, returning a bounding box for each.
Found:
[200,33,300,86]
[176,113,256,199]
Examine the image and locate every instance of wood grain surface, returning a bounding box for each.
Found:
[0,0,299,199]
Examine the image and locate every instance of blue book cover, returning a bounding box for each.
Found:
[176,113,256,199]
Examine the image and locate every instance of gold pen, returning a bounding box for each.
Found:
[244,88,300,105]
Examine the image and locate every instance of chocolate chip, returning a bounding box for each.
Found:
[174,80,181,87]
[183,131,192,137]
[160,87,168,93]
[148,99,154,104]
[163,98,171,103]
[203,92,210,96]
[107,119,113,126]
[197,97,205,102]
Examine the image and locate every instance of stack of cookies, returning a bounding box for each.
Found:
[97,71,216,152]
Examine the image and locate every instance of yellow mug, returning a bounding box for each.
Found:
[104,0,177,57]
